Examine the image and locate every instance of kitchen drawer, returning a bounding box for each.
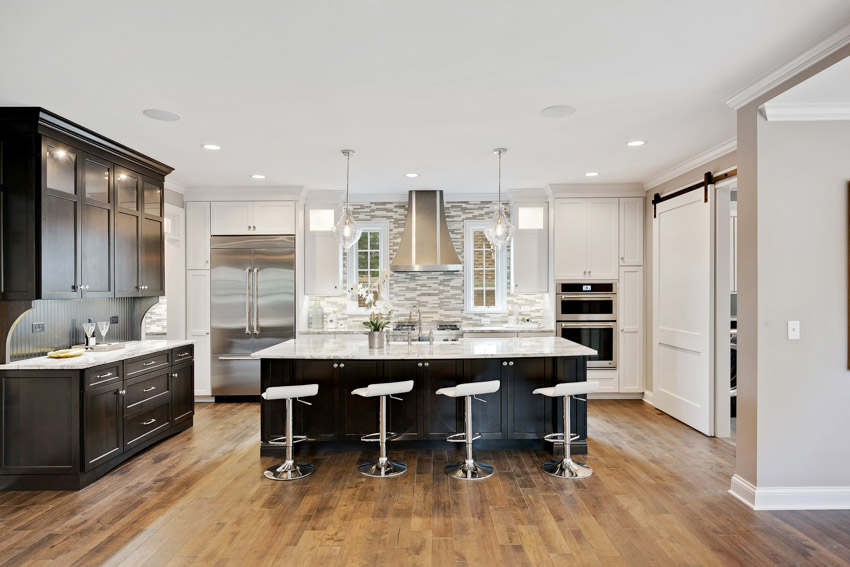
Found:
[124,401,171,449]
[171,344,194,364]
[84,363,122,390]
[124,371,170,414]
[125,352,170,378]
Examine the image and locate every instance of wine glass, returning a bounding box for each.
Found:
[97,321,110,344]
[82,322,96,346]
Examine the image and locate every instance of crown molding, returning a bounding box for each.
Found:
[725,22,850,110]
[304,189,344,204]
[164,180,186,194]
[760,102,850,121]
[548,183,646,198]
[643,138,737,190]
[184,185,304,202]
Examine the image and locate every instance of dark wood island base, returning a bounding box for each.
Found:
[260,355,589,457]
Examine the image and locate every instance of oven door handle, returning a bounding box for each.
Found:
[557,294,617,301]
[558,322,617,328]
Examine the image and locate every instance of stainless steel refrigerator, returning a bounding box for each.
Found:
[210,235,295,396]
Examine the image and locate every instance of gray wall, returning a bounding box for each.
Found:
[749,118,850,487]
[643,151,738,392]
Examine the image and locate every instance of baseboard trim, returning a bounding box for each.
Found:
[730,474,850,510]
[643,391,655,406]
[194,395,215,403]
[588,393,644,400]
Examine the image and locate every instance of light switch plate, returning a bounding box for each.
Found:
[787,320,800,340]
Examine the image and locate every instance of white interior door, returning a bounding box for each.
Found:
[653,188,715,435]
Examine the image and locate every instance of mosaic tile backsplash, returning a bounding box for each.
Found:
[311,200,548,329]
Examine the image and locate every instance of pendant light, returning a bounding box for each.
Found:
[484,148,514,250]
[334,149,360,250]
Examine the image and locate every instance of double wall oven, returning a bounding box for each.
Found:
[556,281,617,368]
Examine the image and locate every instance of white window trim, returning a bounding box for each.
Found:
[464,220,507,314]
[346,221,390,314]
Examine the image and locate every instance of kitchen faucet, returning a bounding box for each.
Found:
[409,305,423,338]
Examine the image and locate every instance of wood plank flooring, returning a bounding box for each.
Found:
[2,400,849,566]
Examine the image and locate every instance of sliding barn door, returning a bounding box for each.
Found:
[653,187,715,435]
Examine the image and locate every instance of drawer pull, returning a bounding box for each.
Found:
[177,352,190,357]
[142,361,156,367]
[96,372,113,379]
[172,373,178,378]
[142,386,157,393]
[142,418,157,426]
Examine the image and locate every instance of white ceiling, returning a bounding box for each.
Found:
[2,1,849,193]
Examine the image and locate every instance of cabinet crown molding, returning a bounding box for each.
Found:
[548,184,645,198]
[184,186,304,202]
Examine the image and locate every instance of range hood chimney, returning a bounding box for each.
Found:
[390,190,462,272]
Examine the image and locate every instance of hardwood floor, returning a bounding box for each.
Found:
[1,400,849,566]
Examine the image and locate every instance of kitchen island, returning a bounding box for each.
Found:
[253,336,595,456]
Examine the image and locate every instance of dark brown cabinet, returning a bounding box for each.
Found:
[292,360,339,441]
[0,108,172,301]
[0,346,194,490]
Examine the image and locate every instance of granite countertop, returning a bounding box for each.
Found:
[252,336,595,360]
[0,339,195,370]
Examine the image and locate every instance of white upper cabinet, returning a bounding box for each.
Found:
[618,265,644,393]
[510,203,549,293]
[211,201,295,235]
[618,197,644,265]
[186,201,210,269]
[304,205,343,296]
[554,198,618,280]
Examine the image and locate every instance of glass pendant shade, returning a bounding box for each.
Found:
[334,205,360,250]
[484,203,514,250]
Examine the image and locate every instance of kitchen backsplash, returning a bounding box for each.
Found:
[144,296,168,335]
[6,297,159,361]
[312,200,547,329]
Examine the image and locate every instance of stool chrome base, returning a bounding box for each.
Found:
[264,460,315,481]
[445,459,495,480]
[359,457,407,478]
[542,458,593,479]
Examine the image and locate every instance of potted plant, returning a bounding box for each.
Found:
[363,311,390,348]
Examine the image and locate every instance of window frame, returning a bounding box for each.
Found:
[463,220,507,314]
[346,221,390,314]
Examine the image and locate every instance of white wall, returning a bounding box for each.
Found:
[754,118,850,488]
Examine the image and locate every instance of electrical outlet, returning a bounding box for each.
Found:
[32,322,45,333]
[110,316,119,324]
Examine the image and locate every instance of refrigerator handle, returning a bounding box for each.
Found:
[245,268,252,335]
[253,267,260,335]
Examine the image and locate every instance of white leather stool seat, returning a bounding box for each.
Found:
[262,384,319,401]
[352,380,414,398]
[436,379,500,398]
[533,381,599,398]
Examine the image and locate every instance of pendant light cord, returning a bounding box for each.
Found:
[345,151,350,206]
[498,150,502,206]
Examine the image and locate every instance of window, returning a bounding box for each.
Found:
[347,222,389,313]
[464,220,506,313]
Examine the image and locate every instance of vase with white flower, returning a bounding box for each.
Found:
[357,270,393,348]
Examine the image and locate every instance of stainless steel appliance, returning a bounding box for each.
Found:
[389,320,463,342]
[211,235,295,395]
[555,281,617,368]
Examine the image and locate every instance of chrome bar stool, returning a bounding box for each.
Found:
[351,380,415,477]
[533,380,599,479]
[261,384,319,481]
[436,380,501,480]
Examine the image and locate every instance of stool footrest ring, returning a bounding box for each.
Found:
[447,432,482,443]
[360,431,398,442]
[268,435,309,446]
[543,432,580,445]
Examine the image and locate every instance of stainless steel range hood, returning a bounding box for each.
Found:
[390,190,462,272]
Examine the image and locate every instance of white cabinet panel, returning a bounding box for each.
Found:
[187,270,210,336]
[186,202,210,269]
[193,334,211,397]
[304,205,343,296]
[619,197,644,265]
[253,201,295,234]
[211,202,252,235]
[618,266,644,393]
[553,200,587,280]
[587,199,619,279]
[510,203,548,293]
[588,369,619,393]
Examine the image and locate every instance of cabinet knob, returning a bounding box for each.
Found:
[621,256,625,262]
[119,390,126,395]
[173,373,178,378]
[588,271,591,277]
[502,361,508,366]
[424,362,429,367]
[417,362,423,367]
[509,361,514,366]
[339,363,344,368]
[333,363,339,368]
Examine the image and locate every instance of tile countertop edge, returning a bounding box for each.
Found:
[252,337,596,360]
[0,339,196,370]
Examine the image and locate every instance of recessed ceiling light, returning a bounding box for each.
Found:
[540,105,576,118]
[626,140,647,147]
[142,108,182,122]
[405,173,419,178]
[201,144,221,151]
[251,174,266,179]
[585,171,600,177]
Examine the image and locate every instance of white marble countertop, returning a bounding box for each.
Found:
[463,325,554,333]
[252,336,595,360]
[0,340,195,370]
